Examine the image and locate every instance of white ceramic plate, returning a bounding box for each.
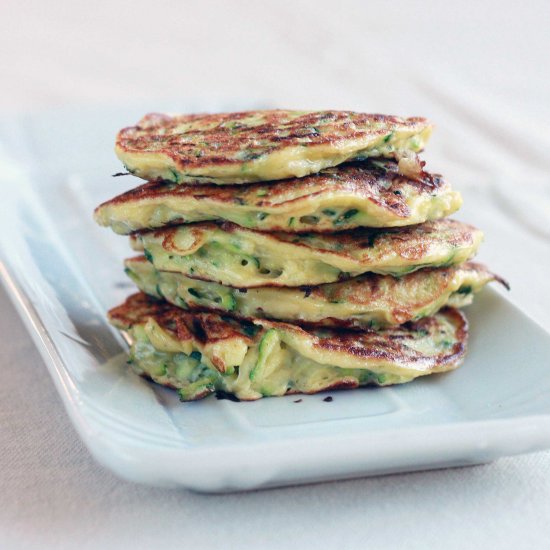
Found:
[2,106,550,492]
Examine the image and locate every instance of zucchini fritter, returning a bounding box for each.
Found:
[130,219,483,287]
[108,293,467,401]
[124,257,502,329]
[116,110,432,184]
[95,160,461,234]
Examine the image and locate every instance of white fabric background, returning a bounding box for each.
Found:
[1,1,550,548]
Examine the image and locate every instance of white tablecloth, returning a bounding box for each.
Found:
[1,1,550,548]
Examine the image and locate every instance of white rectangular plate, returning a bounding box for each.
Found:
[2,105,550,492]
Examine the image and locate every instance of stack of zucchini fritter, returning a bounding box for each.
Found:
[95,110,505,401]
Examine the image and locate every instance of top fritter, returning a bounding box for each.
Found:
[116,110,432,184]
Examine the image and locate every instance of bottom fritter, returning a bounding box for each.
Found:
[108,293,468,401]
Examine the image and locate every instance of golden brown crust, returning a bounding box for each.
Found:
[124,256,501,329]
[106,161,443,214]
[108,292,175,329]
[135,218,478,268]
[108,292,254,345]
[261,307,468,369]
[96,160,449,233]
[116,110,429,172]
[109,293,468,371]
